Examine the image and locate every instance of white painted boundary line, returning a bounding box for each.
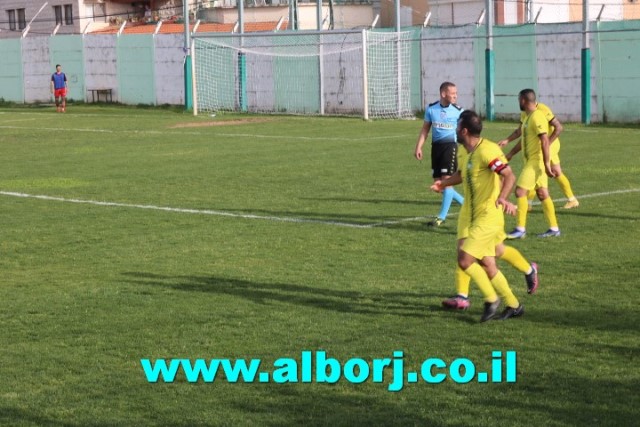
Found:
[1,188,638,229]
[0,125,412,141]
[0,191,373,229]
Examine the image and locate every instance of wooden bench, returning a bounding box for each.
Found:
[87,88,113,103]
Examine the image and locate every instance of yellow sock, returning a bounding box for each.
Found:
[527,189,536,201]
[555,174,575,200]
[516,196,529,229]
[464,263,498,302]
[455,266,471,297]
[490,271,519,308]
[500,246,530,274]
[541,197,559,229]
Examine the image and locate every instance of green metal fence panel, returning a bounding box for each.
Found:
[0,39,24,103]
[493,25,537,115]
[117,35,156,105]
[408,27,422,111]
[49,35,85,102]
[595,20,640,123]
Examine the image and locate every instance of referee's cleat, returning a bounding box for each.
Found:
[442,295,470,310]
[427,217,445,227]
[525,262,539,294]
[537,229,561,238]
[506,228,526,240]
[499,304,525,320]
[563,198,580,209]
[480,299,501,322]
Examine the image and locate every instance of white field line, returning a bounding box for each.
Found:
[1,188,638,229]
[0,125,411,141]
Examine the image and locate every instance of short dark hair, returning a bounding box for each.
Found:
[519,88,536,102]
[56,64,61,68]
[440,81,456,93]
[458,110,483,137]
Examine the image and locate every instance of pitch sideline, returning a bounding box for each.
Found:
[1,188,638,229]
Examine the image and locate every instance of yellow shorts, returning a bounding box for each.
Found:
[517,161,548,191]
[461,223,506,260]
[550,140,561,166]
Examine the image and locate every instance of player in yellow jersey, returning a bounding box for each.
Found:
[432,110,524,321]
[499,96,579,210]
[439,145,539,311]
[502,89,561,239]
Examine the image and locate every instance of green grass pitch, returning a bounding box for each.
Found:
[0,105,638,426]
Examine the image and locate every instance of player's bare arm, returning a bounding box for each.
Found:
[430,170,462,192]
[548,117,563,144]
[414,122,431,160]
[496,166,517,215]
[539,133,555,177]
[505,141,522,161]
[498,127,521,147]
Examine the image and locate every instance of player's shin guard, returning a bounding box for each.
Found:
[541,197,559,229]
[490,271,519,308]
[555,174,575,200]
[516,196,529,229]
[500,246,530,274]
[455,266,471,297]
[464,263,498,303]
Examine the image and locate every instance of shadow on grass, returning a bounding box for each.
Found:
[525,306,637,333]
[122,272,454,320]
[475,375,638,426]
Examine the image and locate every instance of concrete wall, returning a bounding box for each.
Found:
[0,39,23,102]
[22,37,52,103]
[154,34,186,105]
[2,23,640,122]
[84,35,119,101]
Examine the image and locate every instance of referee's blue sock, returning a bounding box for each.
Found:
[438,187,458,220]
[451,188,464,205]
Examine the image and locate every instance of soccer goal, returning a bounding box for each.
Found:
[192,29,414,119]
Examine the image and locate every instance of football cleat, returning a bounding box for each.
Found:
[499,304,525,320]
[525,262,539,294]
[427,217,445,227]
[480,299,501,322]
[506,229,526,240]
[537,229,561,238]
[563,199,580,209]
[442,295,470,310]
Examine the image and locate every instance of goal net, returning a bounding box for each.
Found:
[192,30,414,119]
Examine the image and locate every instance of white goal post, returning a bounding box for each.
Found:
[191,29,414,119]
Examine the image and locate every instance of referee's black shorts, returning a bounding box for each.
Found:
[431,142,458,178]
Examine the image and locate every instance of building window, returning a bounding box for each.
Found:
[64,4,73,25]
[17,8,26,30]
[54,6,63,25]
[7,10,16,31]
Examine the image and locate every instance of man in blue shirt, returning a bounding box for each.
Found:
[414,81,464,226]
[50,64,68,113]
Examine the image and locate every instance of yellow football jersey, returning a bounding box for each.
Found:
[460,139,509,223]
[520,109,549,164]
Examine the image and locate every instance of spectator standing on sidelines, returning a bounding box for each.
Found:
[51,64,68,113]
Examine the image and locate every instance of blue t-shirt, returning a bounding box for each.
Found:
[51,72,67,90]
[424,101,463,144]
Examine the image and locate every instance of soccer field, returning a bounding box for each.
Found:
[0,105,638,426]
